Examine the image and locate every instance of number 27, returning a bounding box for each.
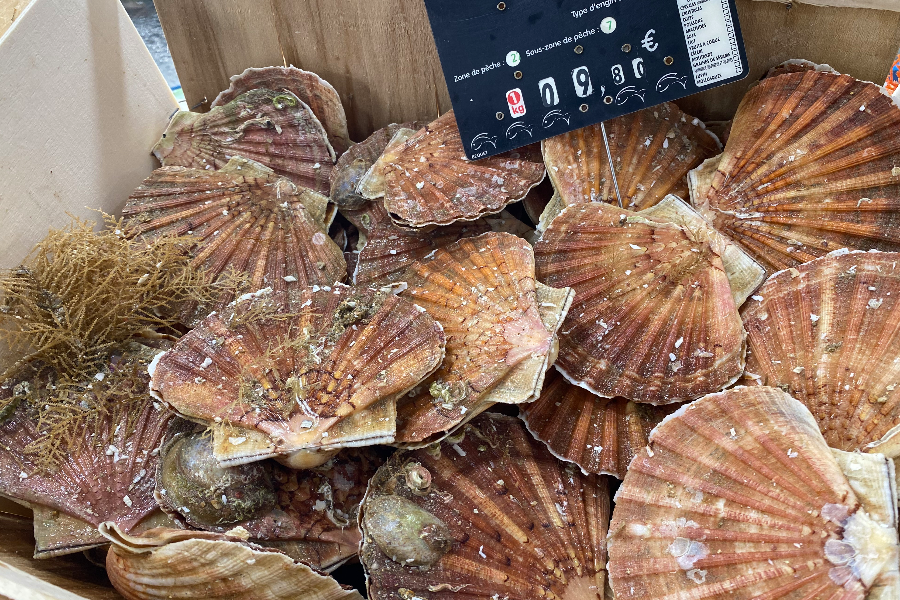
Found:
[572,66,593,98]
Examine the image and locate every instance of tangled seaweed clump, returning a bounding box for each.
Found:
[0,215,222,470]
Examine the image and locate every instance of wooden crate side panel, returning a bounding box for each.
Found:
[154,0,450,141]
[156,0,900,138]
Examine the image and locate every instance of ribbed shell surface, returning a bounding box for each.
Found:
[152,89,336,195]
[351,200,490,286]
[330,122,425,210]
[608,386,886,600]
[742,250,900,452]
[0,373,169,553]
[149,285,445,460]
[520,369,676,478]
[374,111,546,227]
[542,102,720,210]
[696,71,900,275]
[123,158,346,311]
[534,202,746,404]
[360,413,610,600]
[392,232,556,444]
[211,66,351,154]
[102,524,362,600]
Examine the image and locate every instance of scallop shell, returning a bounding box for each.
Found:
[361,111,546,227]
[693,70,900,275]
[331,122,425,210]
[152,89,336,195]
[608,386,900,600]
[522,180,555,227]
[742,250,900,453]
[350,200,490,286]
[542,102,720,210]
[534,201,746,404]
[0,360,170,556]
[100,523,363,600]
[520,368,676,478]
[641,195,765,307]
[211,66,352,155]
[391,232,570,445]
[149,285,445,465]
[359,412,610,600]
[123,157,346,311]
[28,507,175,559]
[157,426,380,571]
[763,59,840,80]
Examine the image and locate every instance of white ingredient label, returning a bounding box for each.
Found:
[677,0,741,87]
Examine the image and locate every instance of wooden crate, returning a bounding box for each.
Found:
[2,0,900,598]
[153,0,900,140]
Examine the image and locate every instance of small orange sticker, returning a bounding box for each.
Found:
[886,51,900,93]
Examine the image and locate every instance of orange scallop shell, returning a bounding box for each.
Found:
[123,157,346,312]
[212,66,351,155]
[149,285,445,464]
[694,70,900,275]
[391,232,566,444]
[360,412,610,600]
[608,386,900,600]
[520,368,676,478]
[152,89,335,195]
[364,111,545,227]
[534,202,746,404]
[542,102,720,210]
[350,200,490,286]
[742,250,900,452]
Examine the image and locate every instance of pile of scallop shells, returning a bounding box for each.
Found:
[4,62,900,600]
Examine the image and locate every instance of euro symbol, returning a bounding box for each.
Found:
[641,29,658,52]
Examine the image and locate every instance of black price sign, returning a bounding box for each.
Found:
[423,0,748,159]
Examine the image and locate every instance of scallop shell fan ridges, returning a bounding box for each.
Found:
[392,231,569,445]
[152,88,335,195]
[608,386,900,600]
[360,412,610,600]
[101,523,362,600]
[149,285,445,465]
[123,157,346,311]
[520,368,676,478]
[0,373,170,555]
[695,70,900,275]
[331,122,426,211]
[363,110,546,227]
[211,66,352,155]
[350,200,490,286]
[534,201,746,404]
[542,102,720,210]
[742,250,900,453]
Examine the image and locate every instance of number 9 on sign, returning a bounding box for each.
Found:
[572,66,593,97]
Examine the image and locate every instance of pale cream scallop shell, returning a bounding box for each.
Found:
[100,523,362,600]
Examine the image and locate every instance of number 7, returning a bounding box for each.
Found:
[572,66,593,98]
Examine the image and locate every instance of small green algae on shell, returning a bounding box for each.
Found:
[363,495,452,567]
[359,412,610,600]
[157,431,276,528]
